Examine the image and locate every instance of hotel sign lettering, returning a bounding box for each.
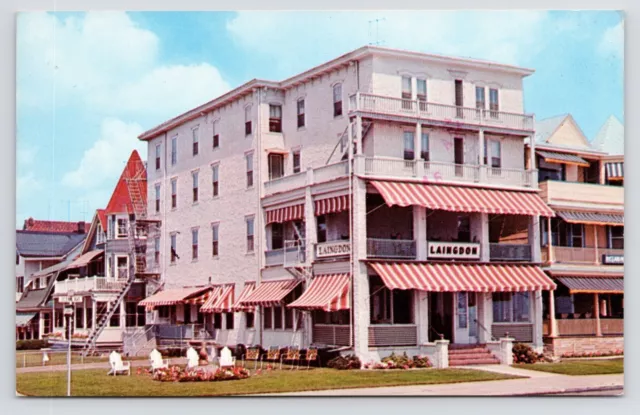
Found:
[602,254,624,265]
[316,241,351,258]
[427,242,481,260]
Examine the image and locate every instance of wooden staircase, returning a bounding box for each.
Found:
[448,344,500,366]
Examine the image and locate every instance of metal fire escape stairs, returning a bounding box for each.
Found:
[325,120,372,165]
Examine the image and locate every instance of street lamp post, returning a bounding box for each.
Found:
[63,289,76,397]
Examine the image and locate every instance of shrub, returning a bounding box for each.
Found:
[152,365,250,382]
[16,339,50,350]
[326,354,361,370]
[382,352,412,368]
[412,355,433,368]
[512,343,540,364]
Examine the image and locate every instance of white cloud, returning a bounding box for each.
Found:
[598,21,624,60]
[62,118,146,189]
[17,143,39,166]
[17,172,43,200]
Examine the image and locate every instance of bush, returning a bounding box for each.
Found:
[162,347,187,358]
[364,353,433,370]
[326,354,361,370]
[151,365,250,382]
[16,339,50,350]
[512,343,541,364]
[412,355,433,368]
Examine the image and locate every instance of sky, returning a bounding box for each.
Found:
[15,10,624,226]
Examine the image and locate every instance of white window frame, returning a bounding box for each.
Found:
[192,126,199,156]
[191,170,199,203]
[212,222,220,257]
[297,98,305,128]
[245,152,254,188]
[170,178,178,209]
[115,255,129,280]
[171,136,178,166]
[212,120,220,149]
[332,83,343,117]
[211,163,220,197]
[246,215,255,253]
[155,143,161,170]
[170,233,178,264]
[154,183,161,213]
[116,217,128,239]
[191,228,199,261]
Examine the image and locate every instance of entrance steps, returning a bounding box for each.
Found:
[449,344,500,366]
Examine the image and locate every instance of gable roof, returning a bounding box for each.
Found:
[534,114,568,145]
[104,150,147,216]
[591,115,624,156]
[23,218,86,234]
[16,230,86,258]
[534,114,600,154]
[97,209,107,232]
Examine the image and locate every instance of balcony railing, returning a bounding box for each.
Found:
[541,246,624,265]
[264,171,306,195]
[367,238,416,259]
[53,276,127,295]
[490,243,532,262]
[264,243,306,267]
[362,157,536,189]
[543,318,623,337]
[263,160,349,197]
[351,93,534,132]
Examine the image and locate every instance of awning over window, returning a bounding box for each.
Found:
[201,284,235,313]
[315,195,350,216]
[556,210,624,226]
[288,274,350,311]
[605,162,624,179]
[265,204,304,224]
[370,181,555,217]
[368,262,556,292]
[139,286,212,310]
[66,250,104,269]
[232,281,256,312]
[240,279,301,307]
[16,313,37,327]
[536,150,590,167]
[556,277,623,294]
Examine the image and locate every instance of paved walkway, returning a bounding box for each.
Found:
[16,358,187,374]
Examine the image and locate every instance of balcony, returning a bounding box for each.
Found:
[349,93,534,133]
[53,276,127,295]
[539,180,624,211]
[367,238,416,259]
[263,160,349,197]
[264,241,306,267]
[490,244,532,262]
[362,157,537,189]
[541,246,624,265]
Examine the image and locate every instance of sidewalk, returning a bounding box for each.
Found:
[16,358,187,374]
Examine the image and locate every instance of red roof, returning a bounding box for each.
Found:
[104,150,147,216]
[22,218,86,234]
[96,209,107,232]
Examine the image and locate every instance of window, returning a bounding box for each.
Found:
[273,306,283,329]
[403,131,415,160]
[245,105,252,136]
[417,78,427,110]
[16,276,24,293]
[117,218,128,238]
[225,312,234,330]
[191,228,199,260]
[126,302,146,327]
[170,233,178,263]
[117,256,128,279]
[333,84,343,117]
[493,292,530,323]
[263,308,273,329]
[170,178,177,209]
[457,292,468,329]
[171,136,177,165]
[109,303,120,327]
[292,150,301,174]
[269,104,282,132]
[246,216,255,253]
[213,313,222,329]
[571,223,584,248]
[421,132,429,161]
[154,237,160,266]
[212,120,219,149]
[401,76,412,109]
[245,312,255,329]
[455,79,464,117]
[297,99,305,128]
[268,153,284,180]
[212,223,219,257]
[159,306,170,319]
[317,215,327,243]
[457,215,471,243]
[245,153,254,188]
[369,276,414,324]
[192,171,199,203]
[271,223,284,250]
[211,164,219,197]
[489,88,499,117]
[475,86,486,112]
[155,144,161,170]
[609,226,624,249]
[154,184,160,213]
[107,256,113,278]
[192,126,199,156]
[484,139,502,168]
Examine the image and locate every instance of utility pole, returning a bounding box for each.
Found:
[368,18,386,46]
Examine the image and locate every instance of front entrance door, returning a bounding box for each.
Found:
[454,292,478,344]
[428,292,454,342]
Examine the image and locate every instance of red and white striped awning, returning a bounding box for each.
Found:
[201,284,235,313]
[139,286,213,310]
[265,204,305,224]
[232,281,257,312]
[240,279,302,307]
[368,262,556,292]
[370,181,555,217]
[315,195,350,216]
[288,274,350,311]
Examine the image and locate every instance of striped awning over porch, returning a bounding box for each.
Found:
[556,276,623,294]
[605,162,624,179]
[265,204,305,224]
[370,181,555,217]
[139,286,212,310]
[368,262,556,292]
[16,313,37,327]
[556,210,624,226]
[66,249,104,269]
[315,195,350,216]
[240,279,301,307]
[536,150,590,167]
[232,281,256,312]
[288,274,350,311]
[201,284,235,313]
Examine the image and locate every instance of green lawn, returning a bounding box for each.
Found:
[17,367,519,396]
[513,358,624,376]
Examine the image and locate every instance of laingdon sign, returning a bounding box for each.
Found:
[427,242,481,260]
[316,241,351,258]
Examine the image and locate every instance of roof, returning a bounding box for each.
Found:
[591,115,624,156]
[139,45,534,141]
[104,150,147,216]
[533,114,606,156]
[97,209,107,232]
[16,289,49,310]
[22,218,86,234]
[534,114,567,144]
[16,230,86,258]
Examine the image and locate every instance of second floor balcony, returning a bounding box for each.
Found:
[53,275,128,295]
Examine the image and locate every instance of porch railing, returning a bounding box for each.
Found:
[542,246,624,265]
[264,171,307,195]
[544,318,624,336]
[54,276,126,294]
[154,324,212,340]
[264,243,306,267]
[366,238,416,259]
[489,243,532,261]
[263,160,350,197]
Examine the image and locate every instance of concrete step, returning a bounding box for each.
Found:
[448,351,494,360]
[449,347,491,355]
[449,357,501,366]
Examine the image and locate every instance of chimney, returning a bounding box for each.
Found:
[24,217,35,230]
[77,221,86,234]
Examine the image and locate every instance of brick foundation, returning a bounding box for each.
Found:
[543,336,624,357]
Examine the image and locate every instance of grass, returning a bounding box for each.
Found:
[16,367,519,396]
[513,358,624,376]
[16,352,147,369]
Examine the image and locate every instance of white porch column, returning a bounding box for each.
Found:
[120,300,126,328]
[415,123,422,159]
[413,206,427,260]
[351,169,370,362]
[416,291,429,345]
[595,293,602,337]
[529,215,541,263]
[38,312,45,340]
[480,212,490,262]
[304,168,317,264]
[478,129,485,166]
[549,290,558,337]
[478,292,493,343]
[532,290,543,352]
[355,115,363,156]
[83,298,88,330]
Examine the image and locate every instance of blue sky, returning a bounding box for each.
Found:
[16,10,624,225]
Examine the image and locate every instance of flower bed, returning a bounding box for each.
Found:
[147,365,250,382]
[71,333,88,339]
[363,353,432,370]
[561,349,623,359]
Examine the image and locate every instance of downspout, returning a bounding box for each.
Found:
[256,88,264,347]
[350,59,360,350]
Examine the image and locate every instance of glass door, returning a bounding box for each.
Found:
[468,293,478,342]
[455,292,469,344]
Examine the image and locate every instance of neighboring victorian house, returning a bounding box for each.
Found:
[526,114,624,357]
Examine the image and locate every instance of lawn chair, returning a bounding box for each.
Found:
[242,347,261,371]
[219,346,236,369]
[304,347,318,370]
[108,351,131,376]
[264,346,282,370]
[149,349,169,373]
[282,346,301,370]
[186,347,199,369]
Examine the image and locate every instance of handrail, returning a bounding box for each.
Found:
[474,318,497,341]
[325,124,350,165]
[429,326,445,342]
